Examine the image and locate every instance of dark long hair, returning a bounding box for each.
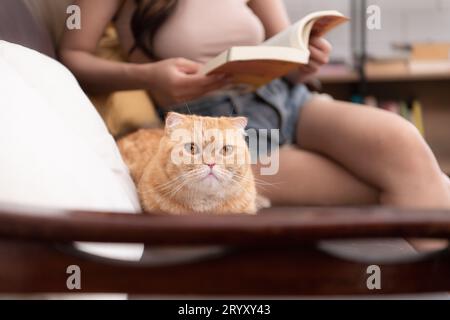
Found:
[130,0,178,59]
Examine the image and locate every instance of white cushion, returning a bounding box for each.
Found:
[0,41,143,260]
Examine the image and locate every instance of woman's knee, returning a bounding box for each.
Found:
[374,113,440,179]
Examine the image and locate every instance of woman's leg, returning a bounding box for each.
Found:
[253,146,379,206]
[297,97,450,208]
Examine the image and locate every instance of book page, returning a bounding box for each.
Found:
[261,10,348,51]
[261,18,307,49]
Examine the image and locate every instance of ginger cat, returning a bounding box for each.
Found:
[117,112,258,214]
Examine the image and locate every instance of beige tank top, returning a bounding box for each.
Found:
[116,0,266,63]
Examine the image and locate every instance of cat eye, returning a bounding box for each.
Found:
[184,143,200,155]
[221,145,234,156]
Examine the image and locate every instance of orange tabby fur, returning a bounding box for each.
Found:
[117,113,257,215]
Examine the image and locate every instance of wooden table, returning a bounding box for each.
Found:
[0,205,449,296]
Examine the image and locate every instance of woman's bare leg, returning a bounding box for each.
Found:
[297,97,450,208]
[253,146,379,206]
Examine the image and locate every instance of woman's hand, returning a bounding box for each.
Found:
[141,58,230,108]
[287,37,332,83]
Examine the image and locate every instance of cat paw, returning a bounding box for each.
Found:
[255,194,271,211]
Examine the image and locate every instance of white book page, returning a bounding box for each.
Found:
[261,10,346,50]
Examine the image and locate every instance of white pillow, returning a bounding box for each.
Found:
[0,41,143,260]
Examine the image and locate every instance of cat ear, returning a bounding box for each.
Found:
[230,117,248,130]
[165,112,186,131]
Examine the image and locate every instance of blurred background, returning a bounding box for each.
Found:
[285,0,450,175]
[285,0,450,63]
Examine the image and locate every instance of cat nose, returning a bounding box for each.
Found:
[206,163,216,169]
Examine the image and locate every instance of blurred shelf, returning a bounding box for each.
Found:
[365,70,450,82]
[316,67,358,83]
[317,67,450,83]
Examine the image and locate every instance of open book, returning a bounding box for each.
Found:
[201,10,349,91]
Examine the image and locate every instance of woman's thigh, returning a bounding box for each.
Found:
[296,97,449,207]
[252,146,379,206]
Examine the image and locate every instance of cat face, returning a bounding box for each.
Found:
[158,112,251,196]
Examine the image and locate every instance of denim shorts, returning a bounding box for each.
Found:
[159,79,312,150]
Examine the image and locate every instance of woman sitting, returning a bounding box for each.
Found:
[59,0,450,208]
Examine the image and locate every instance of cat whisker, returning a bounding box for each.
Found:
[149,180,183,193]
[139,176,185,195]
[157,170,201,187]
[226,172,280,192]
[185,103,192,115]
[163,181,187,198]
[231,177,270,192]
[157,170,206,198]
[232,172,284,187]
[157,178,196,197]
[139,170,204,195]
[211,167,270,191]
